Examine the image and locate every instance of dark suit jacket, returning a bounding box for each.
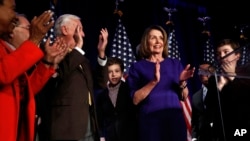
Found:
[191,87,213,141]
[96,81,138,141]
[50,49,106,140]
[205,76,250,141]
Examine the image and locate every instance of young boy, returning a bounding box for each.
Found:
[96,57,138,141]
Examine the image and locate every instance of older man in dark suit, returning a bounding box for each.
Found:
[49,14,108,141]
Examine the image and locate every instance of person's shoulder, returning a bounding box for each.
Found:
[134,59,147,63]
[121,80,130,87]
[130,59,149,67]
[95,87,108,99]
[192,89,202,97]
[237,63,250,76]
[164,57,180,62]
[162,58,182,67]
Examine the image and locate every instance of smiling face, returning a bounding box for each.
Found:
[148,29,164,55]
[11,15,30,48]
[0,0,17,35]
[107,57,124,87]
[108,63,123,86]
[138,25,168,59]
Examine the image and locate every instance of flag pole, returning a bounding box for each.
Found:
[198,16,215,63]
[164,7,177,26]
[114,0,123,17]
[164,7,192,141]
[110,0,136,76]
[198,16,211,37]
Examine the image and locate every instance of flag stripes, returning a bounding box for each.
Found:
[168,27,192,141]
[180,98,192,139]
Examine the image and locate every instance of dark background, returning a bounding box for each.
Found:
[15,0,250,93]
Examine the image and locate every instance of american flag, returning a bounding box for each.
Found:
[42,0,57,44]
[241,46,248,65]
[238,25,250,65]
[168,29,181,60]
[110,18,136,75]
[167,26,192,141]
[198,16,215,64]
[240,45,250,65]
[202,33,215,63]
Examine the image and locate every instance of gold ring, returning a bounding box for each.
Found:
[43,22,49,26]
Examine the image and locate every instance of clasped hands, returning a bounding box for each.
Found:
[153,61,195,85]
[42,37,69,68]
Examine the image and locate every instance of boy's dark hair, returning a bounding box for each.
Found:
[0,0,3,5]
[217,38,241,54]
[200,61,213,67]
[107,57,124,73]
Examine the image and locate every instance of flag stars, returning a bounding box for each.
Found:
[42,1,57,44]
[168,29,181,60]
[110,18,136,74]
[203,38,215,63]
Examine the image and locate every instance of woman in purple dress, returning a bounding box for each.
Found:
[127,25,195,141]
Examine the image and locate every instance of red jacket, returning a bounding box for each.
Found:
[0,40,55,141]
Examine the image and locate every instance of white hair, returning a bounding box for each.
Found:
[54,14,81,36]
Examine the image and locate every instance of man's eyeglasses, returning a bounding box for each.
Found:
[198,66,215,76]
[15,25,30,30]
[198,69,211,76]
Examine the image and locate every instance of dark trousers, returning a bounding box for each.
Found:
[52,114,94,141]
